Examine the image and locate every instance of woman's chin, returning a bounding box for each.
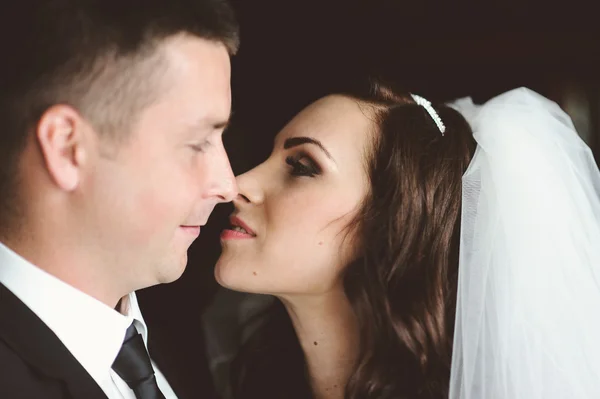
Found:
[213,259,230,287]
[214,259,254,293]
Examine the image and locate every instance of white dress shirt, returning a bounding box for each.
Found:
[0,241,178,399]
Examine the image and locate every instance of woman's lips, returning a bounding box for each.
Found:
[220,228,255,240]
[221,215,256,240]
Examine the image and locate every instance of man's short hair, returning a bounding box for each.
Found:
[0,0,239,232]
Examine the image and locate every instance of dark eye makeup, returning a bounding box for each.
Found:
[285,153,322,177]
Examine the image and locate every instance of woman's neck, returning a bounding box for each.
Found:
[280,289,359,399]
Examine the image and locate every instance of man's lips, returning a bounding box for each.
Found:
[180,225,201,235]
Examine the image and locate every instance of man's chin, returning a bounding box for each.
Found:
[165,255,188,283]
[150,253,189,286]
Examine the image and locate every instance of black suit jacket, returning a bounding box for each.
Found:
[0,283,216,399]
[0,283,108,399]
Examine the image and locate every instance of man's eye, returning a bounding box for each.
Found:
[190,141,211,152]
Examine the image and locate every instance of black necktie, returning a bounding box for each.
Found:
[112,323,166,399]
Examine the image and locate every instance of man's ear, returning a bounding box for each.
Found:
[36,105,88,191]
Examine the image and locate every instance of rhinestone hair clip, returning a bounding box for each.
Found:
[410,94,446,135]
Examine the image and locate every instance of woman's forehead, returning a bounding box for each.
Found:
[276,95,377,148]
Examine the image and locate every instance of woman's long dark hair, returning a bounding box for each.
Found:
[230,79,477,399]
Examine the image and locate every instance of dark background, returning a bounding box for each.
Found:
[138,0,599,393]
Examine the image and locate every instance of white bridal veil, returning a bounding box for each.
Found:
[448,88,600,398]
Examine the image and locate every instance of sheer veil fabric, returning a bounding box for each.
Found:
[448,88,600,398]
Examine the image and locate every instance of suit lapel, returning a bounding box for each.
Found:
[0,283,108,399]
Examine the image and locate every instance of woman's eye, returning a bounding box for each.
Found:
[285,155,321,177]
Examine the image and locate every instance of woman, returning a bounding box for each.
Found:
[215,80,600,399]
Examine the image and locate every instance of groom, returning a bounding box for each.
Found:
[0,1,239,398]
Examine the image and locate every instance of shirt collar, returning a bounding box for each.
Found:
[0,241,149,385]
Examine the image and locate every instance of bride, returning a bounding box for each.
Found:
[214,79,600,398]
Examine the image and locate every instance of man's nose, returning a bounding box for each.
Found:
[206,144,238,203]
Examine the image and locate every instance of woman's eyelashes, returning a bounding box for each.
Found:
[285,154,322,177]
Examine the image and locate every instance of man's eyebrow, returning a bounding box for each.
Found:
[213,120,228,130]
[188,111,234,134]
[215,111,235,133]
[283,136,334,162]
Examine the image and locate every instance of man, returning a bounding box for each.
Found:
[0,1,239,398]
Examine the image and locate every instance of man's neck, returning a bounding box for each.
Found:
[280,289,359,399]
[1,232,125,309]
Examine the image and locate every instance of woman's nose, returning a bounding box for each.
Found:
[233,165,266,207]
